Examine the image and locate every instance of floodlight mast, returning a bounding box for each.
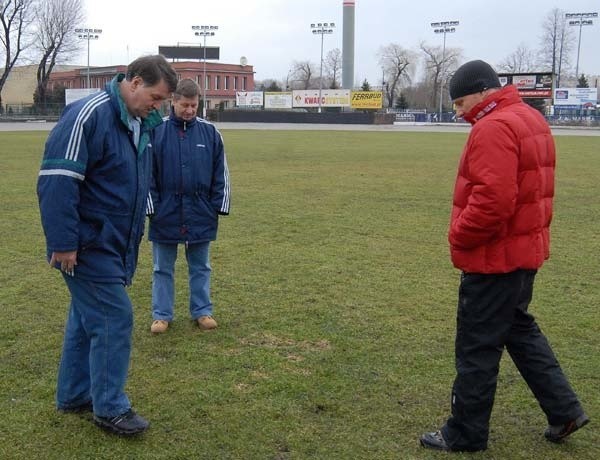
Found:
[566,12,597,80]
[192,25,219,118]
[431,20,459,122]
[75,28,102,89]
[311,22,335,113]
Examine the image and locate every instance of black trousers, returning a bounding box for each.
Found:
[441,269,584,451]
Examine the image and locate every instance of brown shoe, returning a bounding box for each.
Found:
[150,320,169,333]
[197,315,217,330]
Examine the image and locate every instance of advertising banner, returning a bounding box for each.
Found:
[350,91,383,109]
[264,92,293,109]
[498,72,553,98]
[292,89,351,107]
[236,91,263,107]
[553,87,598,107]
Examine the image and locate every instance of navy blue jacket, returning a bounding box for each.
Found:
[37,74,163,285]
[148,112,230,244]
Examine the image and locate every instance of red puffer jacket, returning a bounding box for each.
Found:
[449,85,555,273]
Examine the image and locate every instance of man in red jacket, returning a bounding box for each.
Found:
[420,60,589,452]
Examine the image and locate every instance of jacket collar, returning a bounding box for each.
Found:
[106,74,164,155]
[169,107,198,130]
[107,74,164,133]
[463,85,522,125]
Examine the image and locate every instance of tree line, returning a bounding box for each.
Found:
[1,3,594,114]
[256,7,594,112]
[0,0,83,112]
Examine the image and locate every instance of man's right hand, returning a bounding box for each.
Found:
[49,251,78,276]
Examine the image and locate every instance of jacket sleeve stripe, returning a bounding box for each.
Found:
[221,155,230,213]
[40,158,86,173]
[65,92,110,162]
[38,169,85,181]
[146,192,154,215]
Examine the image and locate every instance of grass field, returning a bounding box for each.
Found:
[0,128,598,460]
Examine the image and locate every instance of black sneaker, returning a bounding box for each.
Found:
[545,413,589,443]
[58,401,93,413]
[420,431,450,451]
[93,409,150,436]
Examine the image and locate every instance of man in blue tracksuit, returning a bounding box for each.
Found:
[148,79,230,334]
[37,55,177,436]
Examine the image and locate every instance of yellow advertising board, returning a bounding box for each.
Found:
[351,91,383,109]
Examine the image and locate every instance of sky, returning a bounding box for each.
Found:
[83,0,600,87]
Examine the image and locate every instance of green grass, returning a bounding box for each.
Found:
[0,129,598,459]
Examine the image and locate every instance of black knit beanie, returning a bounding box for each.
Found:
[449,60,501,100]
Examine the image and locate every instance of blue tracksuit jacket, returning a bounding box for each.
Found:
[37,74,164,285]
[148,111,230,244]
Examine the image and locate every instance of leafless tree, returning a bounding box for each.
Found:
[34,0,84,107]
[420,42,462,111]
[290,60,315,90]
[378,43,417,108]
[401,81,431,111]
[539,8,575,87]
[0,0,35,111]
[324,48,341,89]
[33,0,84,108]
[497,43,537,73]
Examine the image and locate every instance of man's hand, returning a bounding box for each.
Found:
[49,251,78,276]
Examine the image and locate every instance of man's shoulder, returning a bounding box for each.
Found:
[194,117,216,129]
[69,91,111,113]
[195,117,223,139]
[495,103,549,132]
[60,91,113,126]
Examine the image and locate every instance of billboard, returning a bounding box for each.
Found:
[554,88,598,107]
[236,91,263,107]
[350,91,383,109]
[498,72,553,98]
[292,89,351,108]
[264,92,293,109]
[65,88,101,106]
[158,46,220,60]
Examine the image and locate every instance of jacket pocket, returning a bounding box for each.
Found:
[152,193,178,225]
[78,220,102,251]
[192,193,218,222]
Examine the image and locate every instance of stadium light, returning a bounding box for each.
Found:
[566,12,597,80]
[310,22,335,113]
[75,28,102,89]
[192,25,218,118]
[431,20,459,122]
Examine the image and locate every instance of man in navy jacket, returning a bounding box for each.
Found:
[37,55,177,436]
[148,79,230,334]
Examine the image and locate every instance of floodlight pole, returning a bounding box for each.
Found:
[431,21,459,122]
[311,22,335,113]
[75,28,102,89]
[566,12,597,80]
[192,25,218,118]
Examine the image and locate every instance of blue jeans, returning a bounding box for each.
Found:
[57,275,132,418]
[152,241,212,321]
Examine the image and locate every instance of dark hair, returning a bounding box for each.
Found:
[174,79,200,100]
[126,55,178,92]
